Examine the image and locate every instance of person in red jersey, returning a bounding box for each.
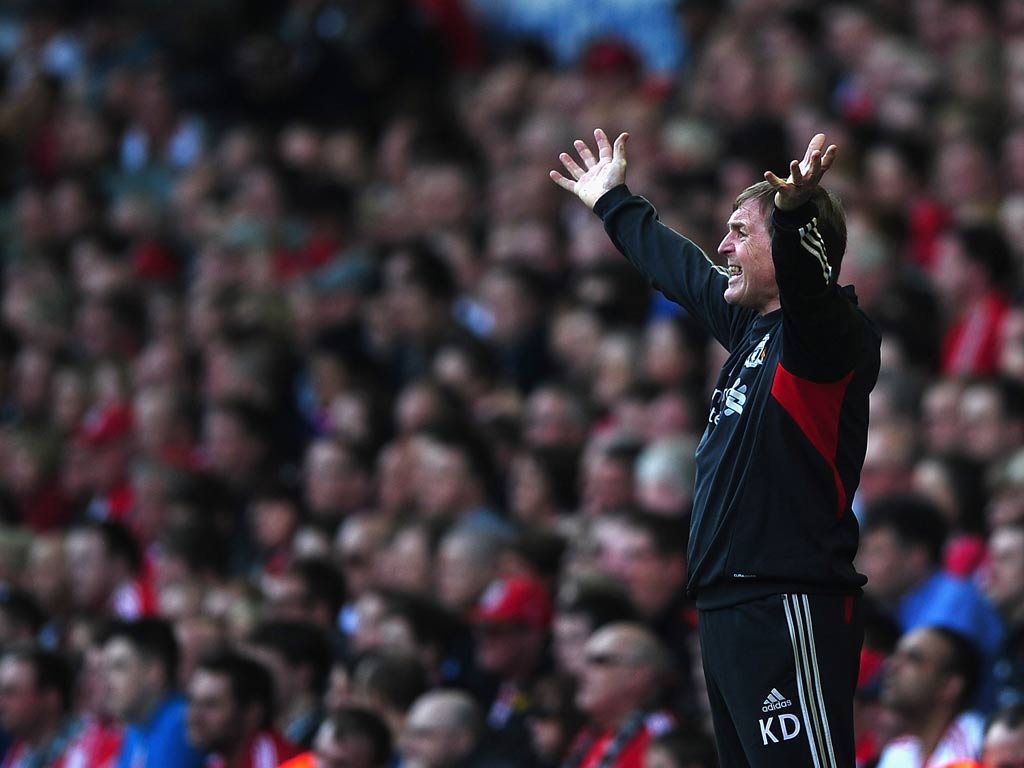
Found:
[0,648,80,768]
[563,623,674,768]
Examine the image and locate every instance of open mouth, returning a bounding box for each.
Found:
[729,265,742,276]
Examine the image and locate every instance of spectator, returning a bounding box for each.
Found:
[350,651,428,742]
[262,558,346,634]
[400,689,519,768]
[634,436,698,518]
[279,706,392,768]
[553,575,636,679]
[302,437,374,532]
[435,526,504,617]
[184,649,295,767]
[984,522,1024,710]
[935,225,1014,377]
[472,575,552,765]
[0,648,79,767]
[958,378,1024,464]
[246,620,331,750]
[103,617,204,768]
[564,622,675,768]
[858,492,1003,657]
[65,520,155,620]
[980,704,1024,767]
[876,626,985,768]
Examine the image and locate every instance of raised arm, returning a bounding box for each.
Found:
[550,129,745,349]
[764,134,865,379]
[549,128,629,210]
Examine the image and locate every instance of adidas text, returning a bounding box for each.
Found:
[761,699,792,712]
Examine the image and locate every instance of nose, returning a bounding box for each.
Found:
[717,233,732,257]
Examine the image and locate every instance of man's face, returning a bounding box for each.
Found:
[474,622,534,677]
[400,700,464,768]
[553,612,592,678]
[315,724,376,768]
[0,657,41,736]
[575,628,646,719]
[881,628,953,718]
[718,199,779,313]
[186,669,243,754]
[857,528,914,602]
[983,721,1024,768]
[65,529,111,610]
[103,638,152,721]
[985,527,1024,614]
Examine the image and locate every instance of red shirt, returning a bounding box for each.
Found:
[62,719,123,768]
[568,713,674,768]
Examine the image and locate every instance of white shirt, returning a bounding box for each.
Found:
[876,712,984,768]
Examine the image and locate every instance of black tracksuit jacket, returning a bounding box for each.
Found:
[594,185,881,610]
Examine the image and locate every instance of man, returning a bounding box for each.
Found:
[400,689,518,768]
[875,626,984,768]
[247,620,331,749]
[278,706,392,768]
[185,650,295,767]
[435,526,504,618]
[553,129,879,767]
[472,575,551,765]
[105,618,204,768]
[858,492,1002,658]
[0,648,79,768]
[65,520,156,619]
[563,622,674,768]
[984,522,1024,709]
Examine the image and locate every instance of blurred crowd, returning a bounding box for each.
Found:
[0,0,1021,766]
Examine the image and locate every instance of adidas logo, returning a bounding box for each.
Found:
[761,688,792,712]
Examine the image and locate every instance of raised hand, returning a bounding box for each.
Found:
[764,133,838,211]
[550,128,629,210]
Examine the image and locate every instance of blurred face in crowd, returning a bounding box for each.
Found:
[315,720,378,768]
[553,611,592,678]
[304,439,370,520]
[475,621,538,678]
[985,526,1024,618]
[0,657,45,737]
[415,440,475,519]
[960,384,1018,462]
[64,528,112,611]
[436,534,497,613]
[982,719,1024,768]
[881,628,956,719]
[104,638,160,721]
[186,669,246,754]
[401,695,474,768]
[717,198,779,314]
[857,527,924,603]
[576,625,655,724]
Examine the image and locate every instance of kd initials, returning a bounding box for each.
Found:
[759,713,802,745]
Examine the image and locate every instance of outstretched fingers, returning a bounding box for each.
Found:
[559,151,586,181]
[575,139,598,169]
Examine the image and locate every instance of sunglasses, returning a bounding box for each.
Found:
[584,652,637,668]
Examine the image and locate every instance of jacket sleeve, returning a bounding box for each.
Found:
[594,185,749,350]
[771,202,864,381]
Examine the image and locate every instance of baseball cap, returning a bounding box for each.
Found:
[473,576,552,630]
